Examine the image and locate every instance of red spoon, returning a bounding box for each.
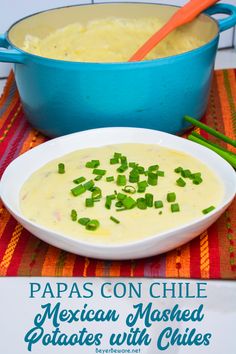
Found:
[129,0,218,62]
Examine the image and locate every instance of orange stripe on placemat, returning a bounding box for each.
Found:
[166,250,179,278]
[41,246,61,276]
[0,223,23,276]
[177,244,190,278]
[109,262,121,277]
[62,253,76,277]
[0,71,14,106]
[200,231,210,279]
[216,71,236,151]
[0,206,11,239]
[19,130,46,155]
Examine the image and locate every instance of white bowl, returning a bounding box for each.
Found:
[0,127,235,260]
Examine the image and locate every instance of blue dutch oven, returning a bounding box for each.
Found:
[0,2,236,137]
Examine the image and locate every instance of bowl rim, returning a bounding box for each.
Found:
[6,1,220,67]
[1,127,235,251]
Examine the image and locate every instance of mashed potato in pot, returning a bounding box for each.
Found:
[22,18,204,62]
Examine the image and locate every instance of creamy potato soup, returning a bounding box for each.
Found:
[20,144,223,245]
[22,18,204,62]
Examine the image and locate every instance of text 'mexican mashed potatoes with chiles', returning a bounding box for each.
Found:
[20,144,223,245]
[22,18,204,62]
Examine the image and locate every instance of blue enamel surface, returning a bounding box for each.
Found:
[1,3,236,137]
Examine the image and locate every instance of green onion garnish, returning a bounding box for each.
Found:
[117,193,126,201]
[91,187,102,200]
[122,185,136,194]
[117,164,128,173]
[73,176,86,184]
[136,198,147,209]
[71,184,86,197]
[94,175,103,181]
[156,171,165,177]
[105,196,113,209]
[106,176,114,182]
[93,168,106,176]
[154,200,163,209]
[58,163,65,174]
[167,192,176,203]
[114,152,122,159]
[137,181,148,193]
[78,217,90,226]
[145,193,154,207]
[193,176,203,185]
[115,201,123,207]
[122,196,136,209]
[148,172,158,186]
[110,158,119,165]
[117,174,127,186]
[129,162,137,168]
[85,219,100,231]
[176,177,186,187]
[85,198,94,207]
[148,165,159,172]
[181,169,192,178]
[171,203,180,212]
[202,206,215,214]
[84,180,95,191]
[174,167,183,173]
[138,166,145,174]
[129,170,140,183]
[120,156,127,164]
[85,160,100,168]
[70,209,77,221]
[190,172,201,180]
[110,216,120,224]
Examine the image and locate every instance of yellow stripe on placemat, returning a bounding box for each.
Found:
[0,224,23,276]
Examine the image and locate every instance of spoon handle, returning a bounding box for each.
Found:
[129,0,218,62]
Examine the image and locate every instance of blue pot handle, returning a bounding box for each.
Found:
[0,33,25,63]
[205,3,236,32]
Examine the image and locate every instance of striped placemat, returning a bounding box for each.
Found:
[0,70,235,278]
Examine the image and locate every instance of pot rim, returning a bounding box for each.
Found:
[6,1,220,67]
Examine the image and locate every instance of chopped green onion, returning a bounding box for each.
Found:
[110,216,120,224]
[122,196,136,209]
[115,201,123,207]
[73,176,86,184]
[171,203,180,212]
[110,157,119,165]
[148,164,159,172]
[167,192,176,203]
[117,174,127,186]
[117,164,128,173]
[202,206,215,214]
[122,185,136,194]
[148,172,158,186]
[174,167,183,173]
[105,195,115,209]
[85,160,100,168]
[176,177,186,187]
[181,169,192,178]
[129,162,137,168]
[154,200,163,209]
[120,156,127,164]
[114,152,122,159]
[85,219,100,231]
[192,176,203,185]
[58,163,65,174]
[106,176,114,182]
[108,194,116,200]
[84,180,95,191]
[93,168,106,176]
[91,187,102,200]
[78,217,90,226]
[71,184,86,197]
[137,166,145,174]
[94,175,103,181]
[145,193,154,207]
[156,171,165,177]
[137,181,148,193]
[129,170,140,183]
[190,172,201,180]
[136,198,147,209]
[117,193,126,201]
[85,198,94,207]
[70,209,77,221]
